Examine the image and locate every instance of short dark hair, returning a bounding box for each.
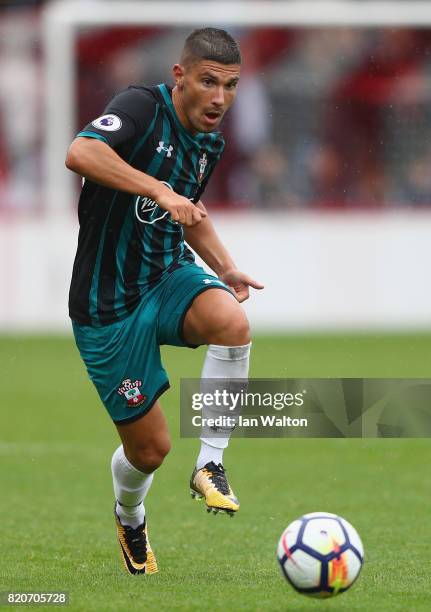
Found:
[181,28,241,66]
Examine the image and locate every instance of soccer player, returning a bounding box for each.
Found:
[66,28,263,575]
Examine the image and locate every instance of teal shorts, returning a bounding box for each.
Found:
[72,262,232,424]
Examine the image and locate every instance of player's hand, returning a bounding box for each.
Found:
[219,268,264,303]
[154,184,206,227]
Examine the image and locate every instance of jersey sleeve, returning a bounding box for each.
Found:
[76,87,158,149]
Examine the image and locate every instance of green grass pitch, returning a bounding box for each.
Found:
[1,333,430,611]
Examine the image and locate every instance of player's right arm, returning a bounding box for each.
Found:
[66,137,204,226]
[65,87,204,227]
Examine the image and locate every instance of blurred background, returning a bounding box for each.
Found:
[3,6,431,608]
[2,0,431,331]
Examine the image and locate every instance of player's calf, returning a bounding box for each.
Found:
[190,341,251,516]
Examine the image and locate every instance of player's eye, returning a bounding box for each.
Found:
[202,78,214,87]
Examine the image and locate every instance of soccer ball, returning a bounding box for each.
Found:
[276,512,364,598]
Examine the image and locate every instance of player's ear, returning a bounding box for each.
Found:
[173,64,185,89]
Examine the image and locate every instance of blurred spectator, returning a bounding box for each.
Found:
[0,7,41,210]
[77,26,166,126]
[229,144,302,209]
[393,149,431,207]
[266,28,369,208]
[324,29,431,207]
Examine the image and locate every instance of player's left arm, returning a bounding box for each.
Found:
[184,201,264,303]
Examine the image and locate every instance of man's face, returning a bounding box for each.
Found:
[173,59,240,134]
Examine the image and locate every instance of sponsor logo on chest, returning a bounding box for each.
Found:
[135,181,172,225]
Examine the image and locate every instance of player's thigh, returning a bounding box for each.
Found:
[157,262,235,348]
[72,300,169,425]
[115,400,171,468]
[183,287,250,346]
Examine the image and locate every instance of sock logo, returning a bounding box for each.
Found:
[117,378,147,408]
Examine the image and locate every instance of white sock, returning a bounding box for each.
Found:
[111,445,154,528]
[196,440,224,469]
[196,343,251,470]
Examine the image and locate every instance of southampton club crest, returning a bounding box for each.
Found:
[117,378,147,408]
[198,152,208,184]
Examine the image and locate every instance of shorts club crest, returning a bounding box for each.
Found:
[117,379,147,408]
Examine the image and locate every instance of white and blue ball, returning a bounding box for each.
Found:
[277,512,364,598]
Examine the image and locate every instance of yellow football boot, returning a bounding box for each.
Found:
[114,506,158,575]
[190,462,239,516]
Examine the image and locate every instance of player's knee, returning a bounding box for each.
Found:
[128,438,171,473]
[207,308,250,346]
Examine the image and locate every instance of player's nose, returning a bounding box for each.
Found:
[212,86,225,107]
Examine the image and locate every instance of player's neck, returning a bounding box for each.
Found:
[172,86,197,136]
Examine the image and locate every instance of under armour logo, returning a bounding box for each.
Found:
[203,278,223,285]
[156,141,173,157]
